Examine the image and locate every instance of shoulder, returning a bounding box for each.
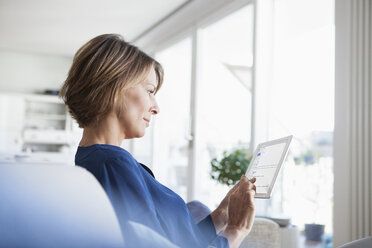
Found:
[76,144,138,170]
[95,146,147,180]
[94,145,139,170]
[97,145,135,161]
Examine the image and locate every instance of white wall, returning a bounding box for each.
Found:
[0,49,72,93]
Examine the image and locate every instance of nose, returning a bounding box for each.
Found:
[151,98,160,115]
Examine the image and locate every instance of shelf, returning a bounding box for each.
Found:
[26,113,66,120]
[23,140,70,145]
[0,93,79,161]
[24,94,64,104]
[23,129,71,145]
[13,152,73,165]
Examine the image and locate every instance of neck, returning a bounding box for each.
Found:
[79,113,124,147]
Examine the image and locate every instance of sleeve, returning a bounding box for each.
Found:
[197,215,218,241]
[197,215,229,248]
[103,155,229,247]
[208,236,229,248]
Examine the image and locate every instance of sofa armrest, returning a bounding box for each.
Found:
[239,217,280,248]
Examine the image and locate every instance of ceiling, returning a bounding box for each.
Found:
[0,0,189,57]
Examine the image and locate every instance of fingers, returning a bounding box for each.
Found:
[251,184,256,192]
[240,175,256,186]
[228,180,241,195]
[228,175,248,193]
[228,175,256,202]
[235,176,255,197]
[226,176,257,231]
[240,175,256,183]
[240,176,257,200]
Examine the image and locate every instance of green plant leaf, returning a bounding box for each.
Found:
[210,148,252,186]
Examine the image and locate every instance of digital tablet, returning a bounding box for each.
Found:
[245,135,293,199]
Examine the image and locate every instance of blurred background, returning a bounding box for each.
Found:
[1,0,368,247]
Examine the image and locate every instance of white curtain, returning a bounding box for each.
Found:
[334,0,372,246]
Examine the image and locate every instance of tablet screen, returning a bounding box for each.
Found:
[245,136,292,198]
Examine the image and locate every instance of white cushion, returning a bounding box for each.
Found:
[0,163,124,248]
[338,237,372,248]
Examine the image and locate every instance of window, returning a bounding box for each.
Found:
[268,0,334,234]
[151,5,254,206]
[194,5,254,208]
[148,0,333,239]
[153,38,192,199]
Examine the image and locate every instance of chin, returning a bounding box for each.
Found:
[135,130,146,138]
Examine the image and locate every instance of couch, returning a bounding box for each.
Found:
[0,163,283,247]
[338,237,372,248]
[187,200,281,248]
[0,163,178,248]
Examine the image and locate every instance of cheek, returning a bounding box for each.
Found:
[132,94,150,113]
[121,94,149,120]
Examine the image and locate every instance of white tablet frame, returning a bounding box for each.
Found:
[245,135,293,199]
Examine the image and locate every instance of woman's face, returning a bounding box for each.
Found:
[115,67,160,139]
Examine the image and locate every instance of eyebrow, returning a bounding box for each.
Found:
[146,82,157,89]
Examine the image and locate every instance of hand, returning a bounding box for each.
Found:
[210,179,241,233]
[226,176,256,232]
[221,175,256,248]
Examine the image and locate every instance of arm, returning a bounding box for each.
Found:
[210,208,228,234]
[209,176,251,234]
[220,176,257,248]
[196,176,255,248]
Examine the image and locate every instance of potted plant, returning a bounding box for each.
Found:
[304,223,325,242]
[210,148,252,186]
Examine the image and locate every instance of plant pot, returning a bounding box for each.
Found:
[304,224,325,242]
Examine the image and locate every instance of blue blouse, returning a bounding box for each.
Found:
[75,144,228,248]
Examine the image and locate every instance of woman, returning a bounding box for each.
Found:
[60,34,256,248]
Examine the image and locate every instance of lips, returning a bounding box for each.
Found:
[143,118,150,124]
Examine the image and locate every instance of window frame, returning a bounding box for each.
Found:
[148,1,257,201]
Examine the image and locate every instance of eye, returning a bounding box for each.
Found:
[147,89,155,95]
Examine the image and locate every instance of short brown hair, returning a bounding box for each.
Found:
[60,34,163,128]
